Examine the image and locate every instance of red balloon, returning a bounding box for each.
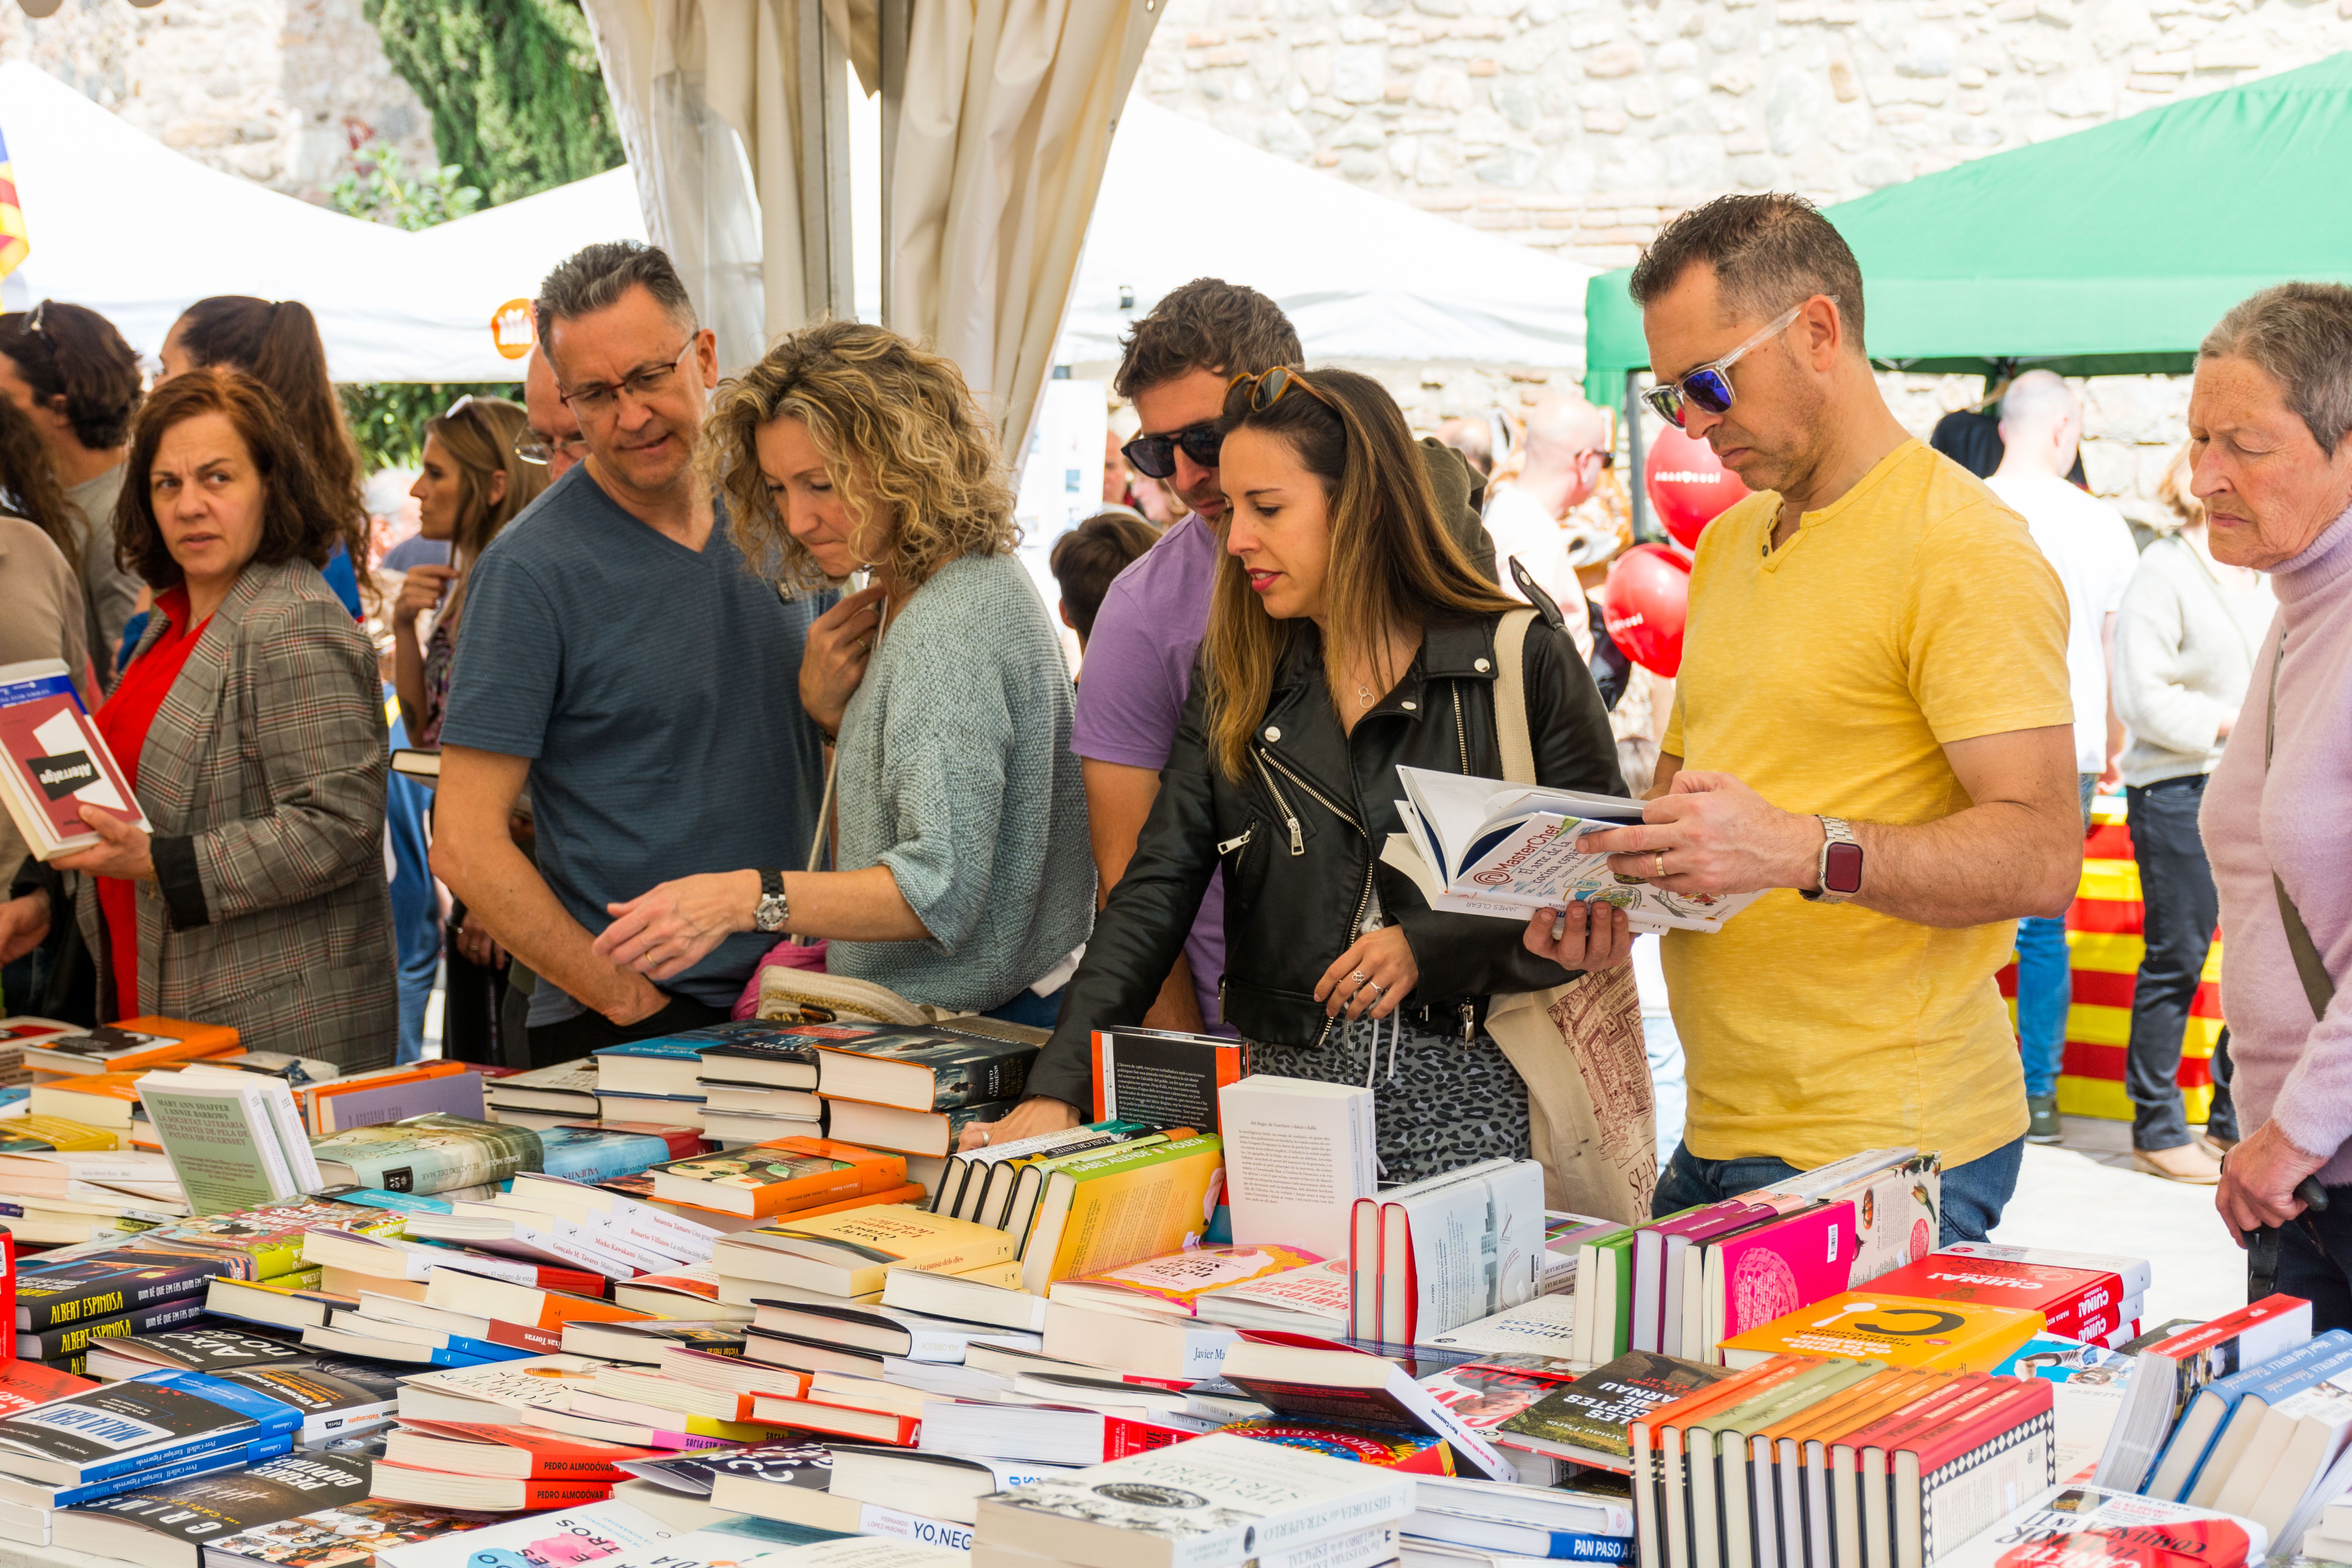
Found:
[1601,544,1691,677]
[1645,425,1753,550]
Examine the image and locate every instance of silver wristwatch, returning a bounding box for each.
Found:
[1801,816,1864,904]
[753,869,790,933]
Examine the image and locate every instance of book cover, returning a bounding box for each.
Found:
[84,1323,308,1376]
[650,1138,906,1220]
[1053,1243,1323,1318]
[1091,1029,1246,1133]
[0,1114,124,1152]
[1934,1483,2265,1568]
[56,1445,372,1550]
[539,1125,675,1186]
[1423,1292,1581,1359]
[22,1018,239,1075]
[1722,1291,2045,1372]
[211,1357,404,1438]
[1708,1200,1863,1343]
[309,1112,542,1194]
[1218,1077,1375,1263]
[1199,1258,1354,1329]
[137,1075,306,1216]
[371,1498,679,1568]
[160,1200,408,1278]
[1867,1254,2127,1339]
[307,1070,488,1135]
[1838,1152,1942,1289]
[15,1249,240,1331]
[1024,1135,1228,1296]
[0,1368,296,1483]
[0,684,147,860]
[693,1027,835,1090]
[815,1029,1039,1112]
[202,1494,511,1568]
[0,1356,94,1415]
[746,1205,1017,1297]
[1498,1351,1736,1460]
[1420,1356,1584,1436]
[1212,1417,1453,1473]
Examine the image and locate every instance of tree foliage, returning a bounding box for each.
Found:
[363,0,626,209]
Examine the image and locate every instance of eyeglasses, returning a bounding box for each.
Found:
[1230,365,1340,418]
[560,336,699,419]
[1642,303,1803,429]
[1120,420,1222,481]
[514,428,590,468]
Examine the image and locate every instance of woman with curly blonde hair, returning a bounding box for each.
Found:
[593,320,1094,1025]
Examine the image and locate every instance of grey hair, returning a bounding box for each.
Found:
[534,240,697,349]
[2200,281,2352,458]
[1997,369,2078,437]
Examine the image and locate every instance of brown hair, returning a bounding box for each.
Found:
[1049,511,1161,640]
[706,319,1015,595]
[169,297,370,599]
[423,397,547,565]
[115,370,348,590]
[0,395,83,574]
[1113,278,1303,402]
[1201,367,1519,779]
[1630,193,1868,352]
[0,301,143,450]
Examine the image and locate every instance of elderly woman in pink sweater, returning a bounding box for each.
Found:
[2200,282,2352,1326]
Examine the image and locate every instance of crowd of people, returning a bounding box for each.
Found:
[0,198,2348,1316]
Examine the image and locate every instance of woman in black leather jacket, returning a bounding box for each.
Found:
[1019,367,1635,1181]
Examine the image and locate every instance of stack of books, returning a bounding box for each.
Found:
[592,1020,838,1138]
[371,1417,664,1511]
[0,1147,186,1249]
[810,1025,1045,1180]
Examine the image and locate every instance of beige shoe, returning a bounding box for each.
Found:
[2133,1142,2223,1184]
[2201,1132,2240,1159]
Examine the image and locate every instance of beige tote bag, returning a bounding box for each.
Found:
[1479,608,1659,1223]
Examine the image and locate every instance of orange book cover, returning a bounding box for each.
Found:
[780,1180,930,1219]
[25,1017,239,1076]
[1723,1294,2045,1373]
[648,1136,906,1220]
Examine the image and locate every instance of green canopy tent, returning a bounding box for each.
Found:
[1582,51,2352,524]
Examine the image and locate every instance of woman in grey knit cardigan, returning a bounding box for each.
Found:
[2111,442,2275,1177]
[591,322,1093,1027]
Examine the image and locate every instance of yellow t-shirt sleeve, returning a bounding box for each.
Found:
[1662,684,1684,760]
[1906,501,2076,746]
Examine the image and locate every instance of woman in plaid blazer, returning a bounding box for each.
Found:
[45,369,397,1072]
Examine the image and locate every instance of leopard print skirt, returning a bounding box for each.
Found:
[1245,1018,1532,1186]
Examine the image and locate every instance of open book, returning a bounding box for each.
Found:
[1382,765,1762,934]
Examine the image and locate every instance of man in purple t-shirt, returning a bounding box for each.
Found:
[1067,279,1305,1036]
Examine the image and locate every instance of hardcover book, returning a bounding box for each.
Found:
[54,1445,372,1560]
[814,1028,1039,1112]
[695,1026,845,1090]
[309,1113,543,1194]
[1089,1029,1245,1134]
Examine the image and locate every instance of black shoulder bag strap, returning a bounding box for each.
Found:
[2267,623,2337,1019]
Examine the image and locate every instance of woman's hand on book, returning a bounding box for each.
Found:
[54,805,154,881]
[960,1095,1082,1151]
[1316,926,1418,1022]
[597,869,761,980]
[1521,899,1634,972]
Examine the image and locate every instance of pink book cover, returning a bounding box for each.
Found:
[0,691,147,850]
[1713,1199,1861,1341]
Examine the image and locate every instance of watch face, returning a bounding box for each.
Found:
[1824,840,1864,895]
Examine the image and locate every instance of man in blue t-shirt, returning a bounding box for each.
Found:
[432,241,828,1065]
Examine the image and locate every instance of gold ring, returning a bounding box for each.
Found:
[1654,850,1667,878]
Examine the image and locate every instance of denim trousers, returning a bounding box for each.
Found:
[1651,1136,2026,1247]
[2125,775,2238,1150]
[2269,1184,2352,1334]
[2015,774,2098,1100]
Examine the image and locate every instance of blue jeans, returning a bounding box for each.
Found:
[984,986,1065,1030]
[2016,773,2098,1100]
[1651,1136,2026,1247]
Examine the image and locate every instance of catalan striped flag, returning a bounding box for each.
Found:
[0,125,27,278]
[1998,794,2225,1122]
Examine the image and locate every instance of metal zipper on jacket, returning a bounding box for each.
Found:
[1453,686,1468,774]
[1250,748,1308,855]
[1257,746,1363,834]
[1216,826,1254,857]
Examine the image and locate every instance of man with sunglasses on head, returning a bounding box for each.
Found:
[430,241,829,1066]
[975,278,1495,1149]
[1524,194,2080,1244]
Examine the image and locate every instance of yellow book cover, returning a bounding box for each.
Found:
[950,1258,1024,1289]
[1720,1292,2044,1373]
[761,1203,1017,1296]
[1021,1133,1225,1295]
[1,1115,123,1152]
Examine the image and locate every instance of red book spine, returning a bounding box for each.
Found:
[525,1455,630,1479]
[483,1318,566,1355]
[0,1232,14,1367]
[533,1265,607,1298]
[518,1479,617,1508]
[1902,1378,2054,1472]
[1100,1417,1201,1460]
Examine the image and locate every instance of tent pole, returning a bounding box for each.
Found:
[878,0,908,328]
[1624,369,1655,544]
[797,0,855,323]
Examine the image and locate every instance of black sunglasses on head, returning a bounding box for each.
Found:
[1121,421,1222,480]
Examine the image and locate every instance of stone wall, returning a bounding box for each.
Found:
[1140,0,2352,273]
[0,0,435,204]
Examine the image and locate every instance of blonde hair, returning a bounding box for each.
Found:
[1202,367,1518,779]
[423,397,546,564]
[2154,441,2203,536]
[704,320,1016,592]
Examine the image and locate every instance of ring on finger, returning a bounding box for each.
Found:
[1653,849,1667,878]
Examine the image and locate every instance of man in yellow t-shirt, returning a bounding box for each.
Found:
[1528,195,2079,1245]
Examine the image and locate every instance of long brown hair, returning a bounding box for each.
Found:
[1202,367,1518,779]
[0,301,143,451]
[423,397,546,564]
[115,370,347,590]
[0,394,83,575]
[169,297,371,602]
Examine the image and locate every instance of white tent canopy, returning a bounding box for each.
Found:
[0,64,644,381]
[1058,99,1595,370]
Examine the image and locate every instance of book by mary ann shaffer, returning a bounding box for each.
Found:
[309,1112,543,1194]
[1383,765,1761,933]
